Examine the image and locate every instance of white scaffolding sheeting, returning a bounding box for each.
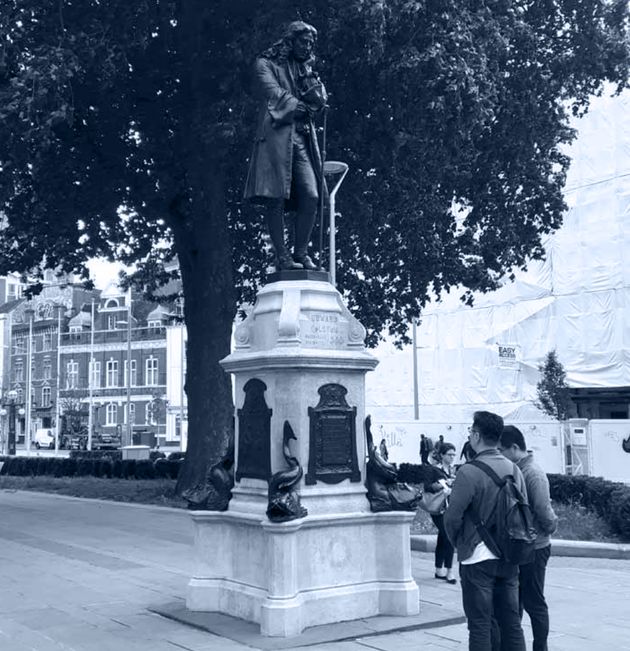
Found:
[366,89,630,423]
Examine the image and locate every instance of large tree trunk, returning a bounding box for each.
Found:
[172,0,238,501]
[173,173,236,502]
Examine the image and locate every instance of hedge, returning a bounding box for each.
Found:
[0,455,182,480]
[396,463,630,541]
[548,473,630,540]
[397,463,436,484]
[70,450,123,462]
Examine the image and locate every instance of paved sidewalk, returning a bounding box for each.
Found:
[1,490,629,650]
[412,533,630,559]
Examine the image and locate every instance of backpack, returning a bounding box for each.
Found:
[468,460,537,565]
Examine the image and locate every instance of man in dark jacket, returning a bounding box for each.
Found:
[244,21,327,271]
[444,411,526,651]
[500,425,557,651]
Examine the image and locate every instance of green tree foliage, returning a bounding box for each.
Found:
[536,350,572,420]
[0,0,628,496]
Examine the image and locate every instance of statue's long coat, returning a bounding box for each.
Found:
[244,57,324,206]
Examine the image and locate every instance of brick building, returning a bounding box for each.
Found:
[58,282,172,448]
[7,281,97,444]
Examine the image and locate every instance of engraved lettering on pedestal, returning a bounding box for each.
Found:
[236,378,272,481]
[302,312,346,348]
[306,383,360,485]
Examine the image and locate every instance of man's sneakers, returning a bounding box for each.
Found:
[435,569,457,585]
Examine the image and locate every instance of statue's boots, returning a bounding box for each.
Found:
[266,206,303,271]
[294,250,317,270]
[293,202,318,270]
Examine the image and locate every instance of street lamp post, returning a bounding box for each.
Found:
[126,289,132,447]
[323,160,349,287]
[87,299,95,450]
[0,407,7,455]
[6,389,18,455]
[54,304,64,452]
[24,306,35,451]
[117,291,133,447]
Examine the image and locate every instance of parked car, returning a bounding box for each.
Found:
[32,428,55,450]
[93,430,121,450]
[59,427,88,450]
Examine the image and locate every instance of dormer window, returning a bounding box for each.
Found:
[69,325,82,340]
[105,299,119,309]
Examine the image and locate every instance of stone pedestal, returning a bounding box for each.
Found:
[186,277,419,636]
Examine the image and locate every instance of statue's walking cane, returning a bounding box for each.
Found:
[317,106,328,270]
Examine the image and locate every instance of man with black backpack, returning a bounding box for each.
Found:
[444,411,528,651]
[499,425,558,651]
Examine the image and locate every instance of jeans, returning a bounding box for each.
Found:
[460,560,526,651]
[431,513,454,569]
[520,545,551,651]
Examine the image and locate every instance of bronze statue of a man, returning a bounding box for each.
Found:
[244,21,327,271]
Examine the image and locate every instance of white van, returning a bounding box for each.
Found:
[32,428,55,450]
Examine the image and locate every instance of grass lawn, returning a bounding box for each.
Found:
[411,499,627,544]
[1,475,627,544]
[0,476,186,509]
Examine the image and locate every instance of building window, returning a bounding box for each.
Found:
[42,332,53,351]
[106,359,119,387]
[66,360,79,389]
[43,358,52,380]
[105,299,119,309]
[148,320,162,330]
[146,403,154,425]
[90,360,101,389]
[145,357,159,386]
[42,386,51,407]
[108,315,117,330]
[12,334,26,355]
[125,403,136,425]
[124,360,137,387]
[13,360,24,383]
[7,283,20,301]
[105,403,117,426]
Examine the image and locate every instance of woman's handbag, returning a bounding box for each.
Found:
[418,489,447,515]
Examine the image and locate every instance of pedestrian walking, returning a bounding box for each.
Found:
[419,433,432,464]
[429,434,446,465]
[444,411,527,651]
[424,442,458,584]
[499,425,558,651]
[460,439,476,463]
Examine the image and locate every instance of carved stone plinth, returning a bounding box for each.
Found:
[186,279,419,636]
[187,510,419,637]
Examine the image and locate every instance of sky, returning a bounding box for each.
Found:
[85,258,129,290]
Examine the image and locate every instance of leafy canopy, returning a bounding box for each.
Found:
[0,1,628,344]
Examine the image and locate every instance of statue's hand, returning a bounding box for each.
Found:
[295,101,309,118]
[302,82,327,111]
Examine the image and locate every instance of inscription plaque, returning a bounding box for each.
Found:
[236,378,272,482]
[306,383,360,485]
[302,312,346,348]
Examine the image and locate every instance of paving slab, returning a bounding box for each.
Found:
[2,490,630,651]
[152,600,464,650]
